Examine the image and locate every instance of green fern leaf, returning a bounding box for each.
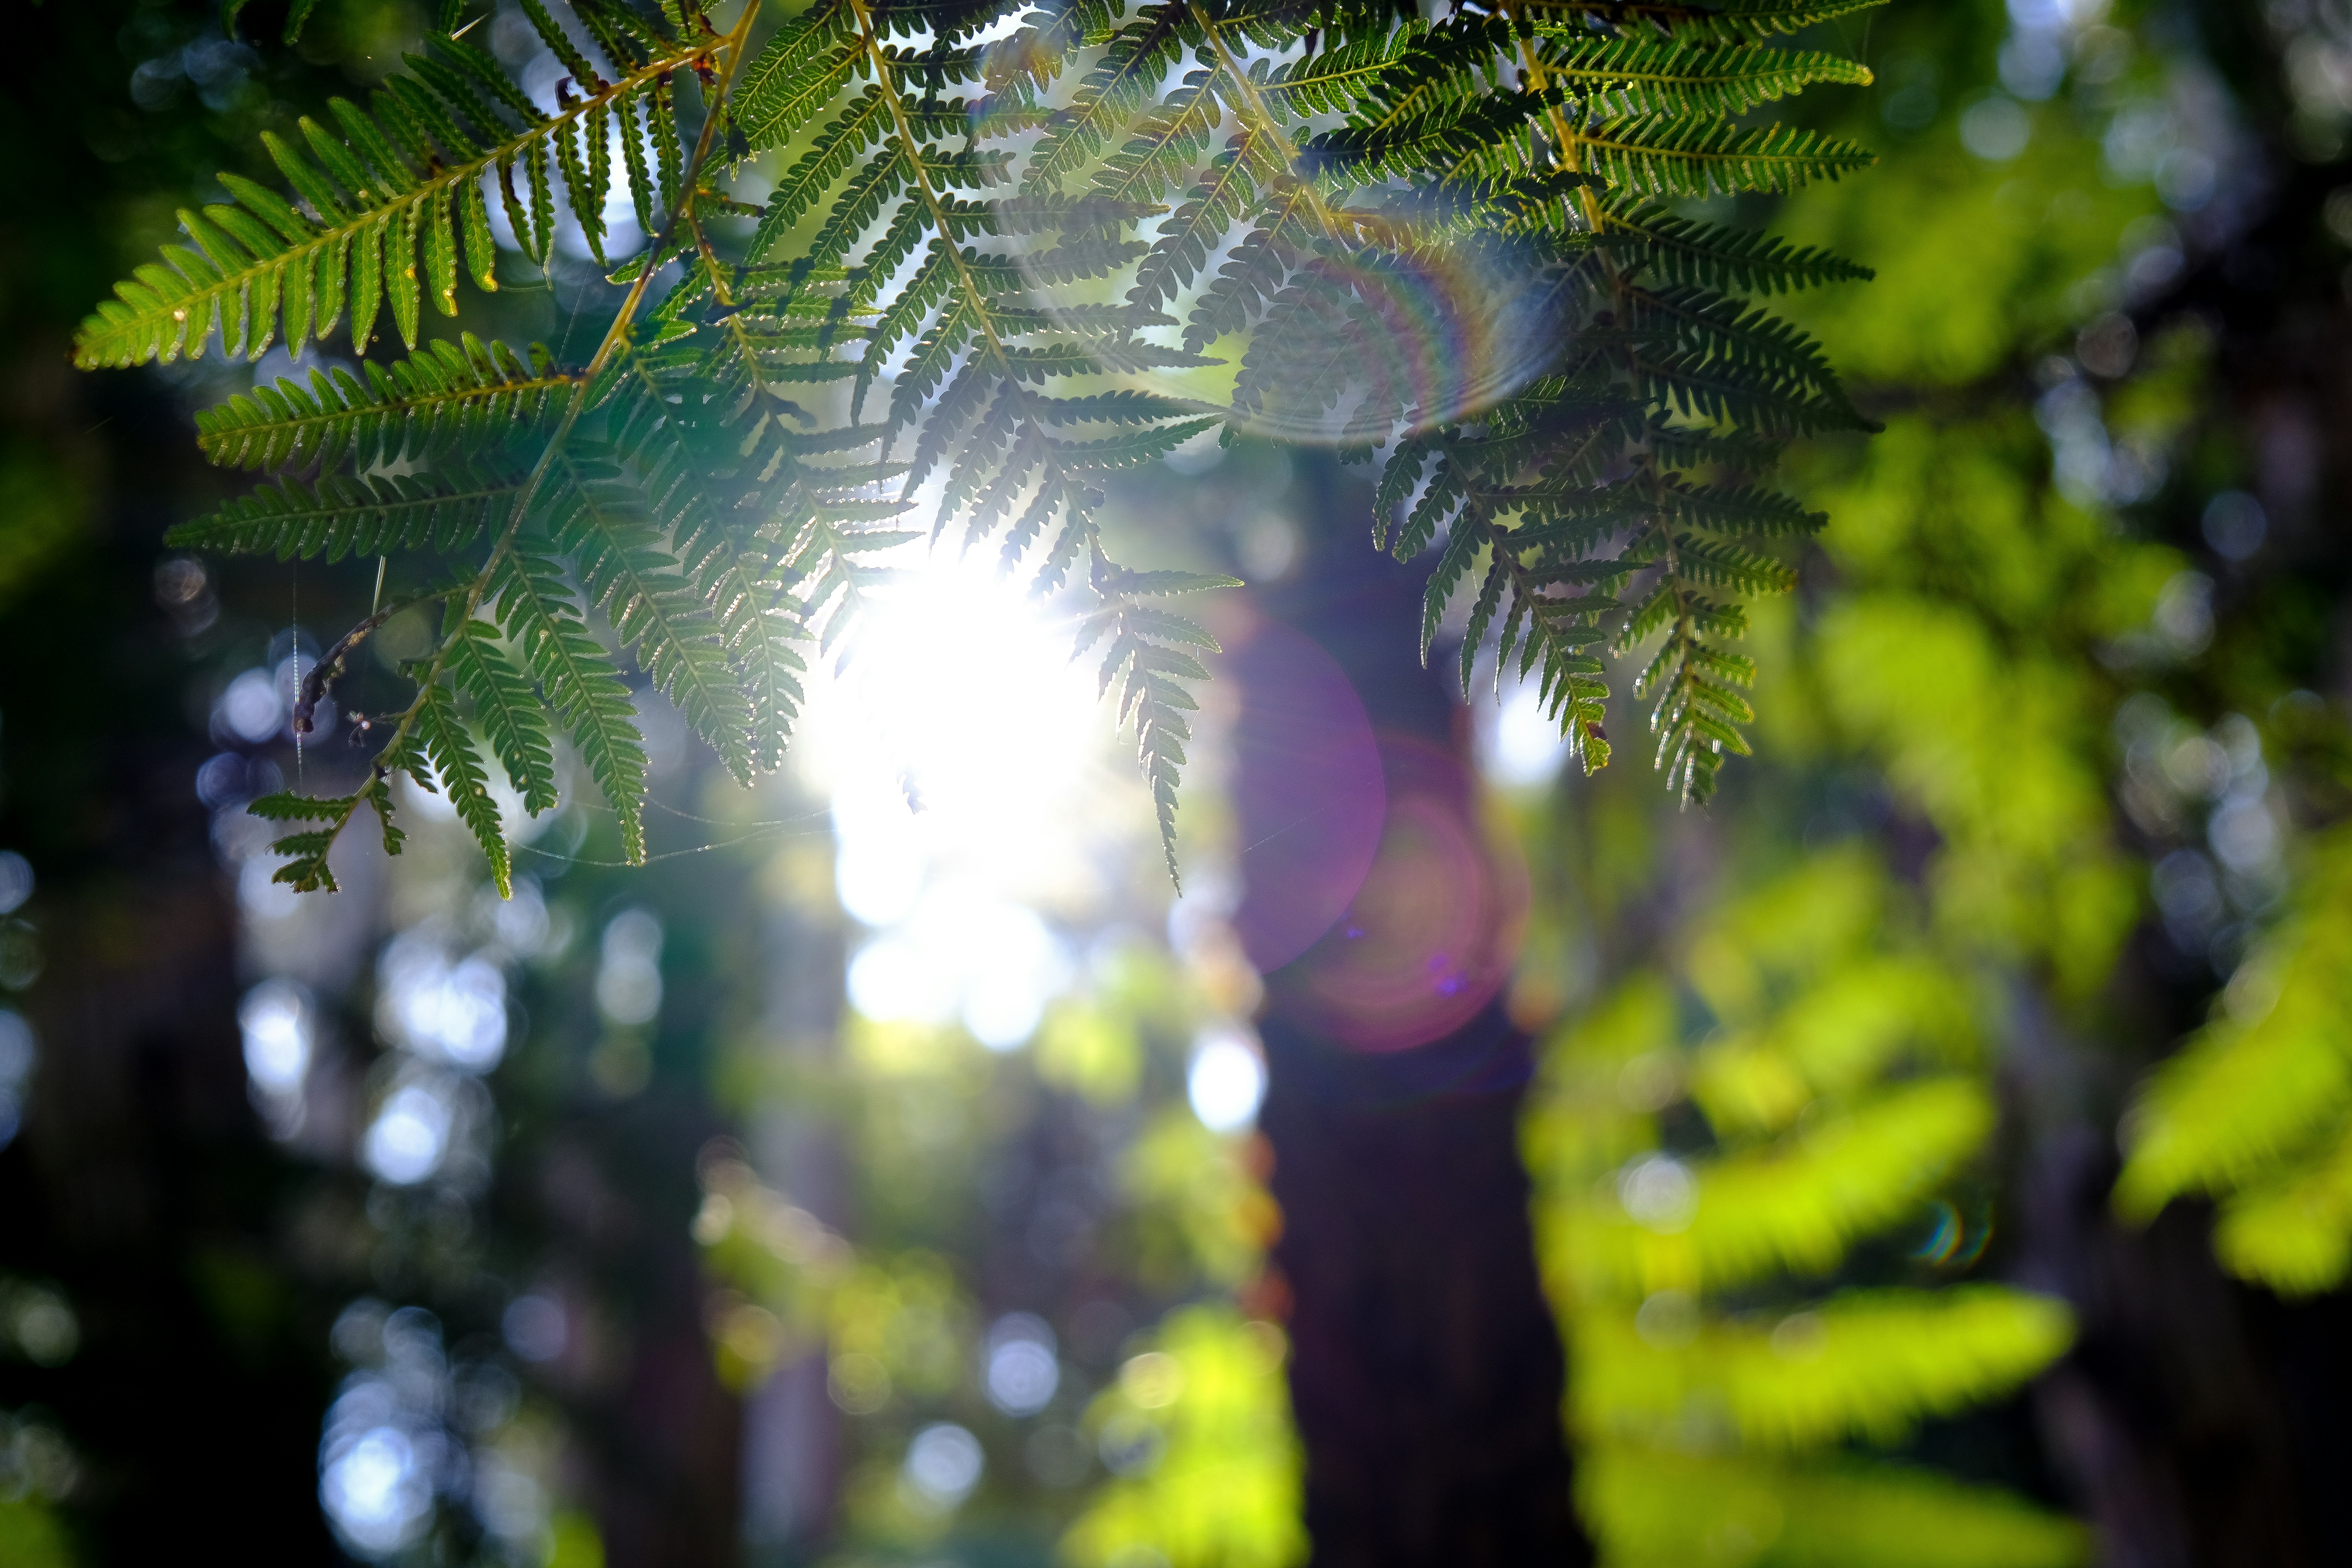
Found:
[1577,116,1877,199]
[412,676,515,897]
[540,451,756,784]
[164,461,525,561]
[193,335,575,473]
[444,619,562,817]
[490,547,652,864]
[84,0,1891,886]
[737,8,862,152]
[75,30,702,368]
[1600,205,1874,295]
[1535,38,1871,118]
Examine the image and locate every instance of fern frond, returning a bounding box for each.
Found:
[1625,284,1871,432]
[194,335,575,473]
[75,28,706,367]
[490,545,653,864]
[88,0,1887,888]
[1255,28,1429,118]
[247,778,402,891]
[2207,1122,2352,1297]
[165,460,525,561]
[541,449,755,784]
[1080,560,1243,882]
[410,674,515,897]
[1599,205,1874,295]
[738,7,863,151]
[1518,0,1889,44]
[1586,1447,2089,1568]
[1579,116,1875,199]
[1534,38,1870,118]
[1574,1286,2072,1450]
[1023,3,1190,193]
[444,619,562,819]
[2116,836,2352,1226]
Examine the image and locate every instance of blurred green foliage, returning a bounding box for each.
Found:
[1775,1,2352,1312]
[2115,833,2352,1293]
[1523,857,2085,1568]
[1503,0,2352,1555]
[1061,1309,1304,1568]
[696,928,1298,1565]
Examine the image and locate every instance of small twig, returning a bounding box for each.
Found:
[290,590,454,735]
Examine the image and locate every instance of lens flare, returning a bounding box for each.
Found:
[1910,1200,1963,1264]
[1223,237,1570,444]
[1226,620,1386,975]
[988,176,1567,447]
[1321,737,1525,1053]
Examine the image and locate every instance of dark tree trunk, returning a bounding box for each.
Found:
[1258,1008,1582,1567]
[1233,455,1589,1567]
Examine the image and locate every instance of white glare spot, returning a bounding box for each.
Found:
[847,934,957,1024]
[12,1288,79,1366]
[2006,0,2110,25]
[985,1314,1060,1416]
[1618,1155,1698,1233]
[961,903,1066,1048]
[846,888,1070,1050]
[239,979,314,1096]
[1479,682,1571,790]
[2202,492,2266,561]
[238,855,303,920]
[2154,572,2215,656]
[2210,798,2279,873]
[1187,1029,1268,1133]
[221,668,284,743]
[801,548,1127,1035]
[487,877,553,956]
[363,1084,453,1186]
[1998,30,2068,100]
[2155,148,2217,212]
[835,828,926,928]
[595,909,664,1027]
[1634,1288,1700,1349]
[473,1454,548,1543]
[378,936,508,1072]
[903,1422,985,1507]
[320,1425,430,1557]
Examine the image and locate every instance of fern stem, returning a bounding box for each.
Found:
[1184,4,1353,248]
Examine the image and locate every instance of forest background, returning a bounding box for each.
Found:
[4,0,2352,1566]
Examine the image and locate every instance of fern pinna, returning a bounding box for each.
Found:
[78,0,1879,893]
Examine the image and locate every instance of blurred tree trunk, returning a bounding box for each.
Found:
[0,342,346,1557]
[1237,455,1589,1567]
